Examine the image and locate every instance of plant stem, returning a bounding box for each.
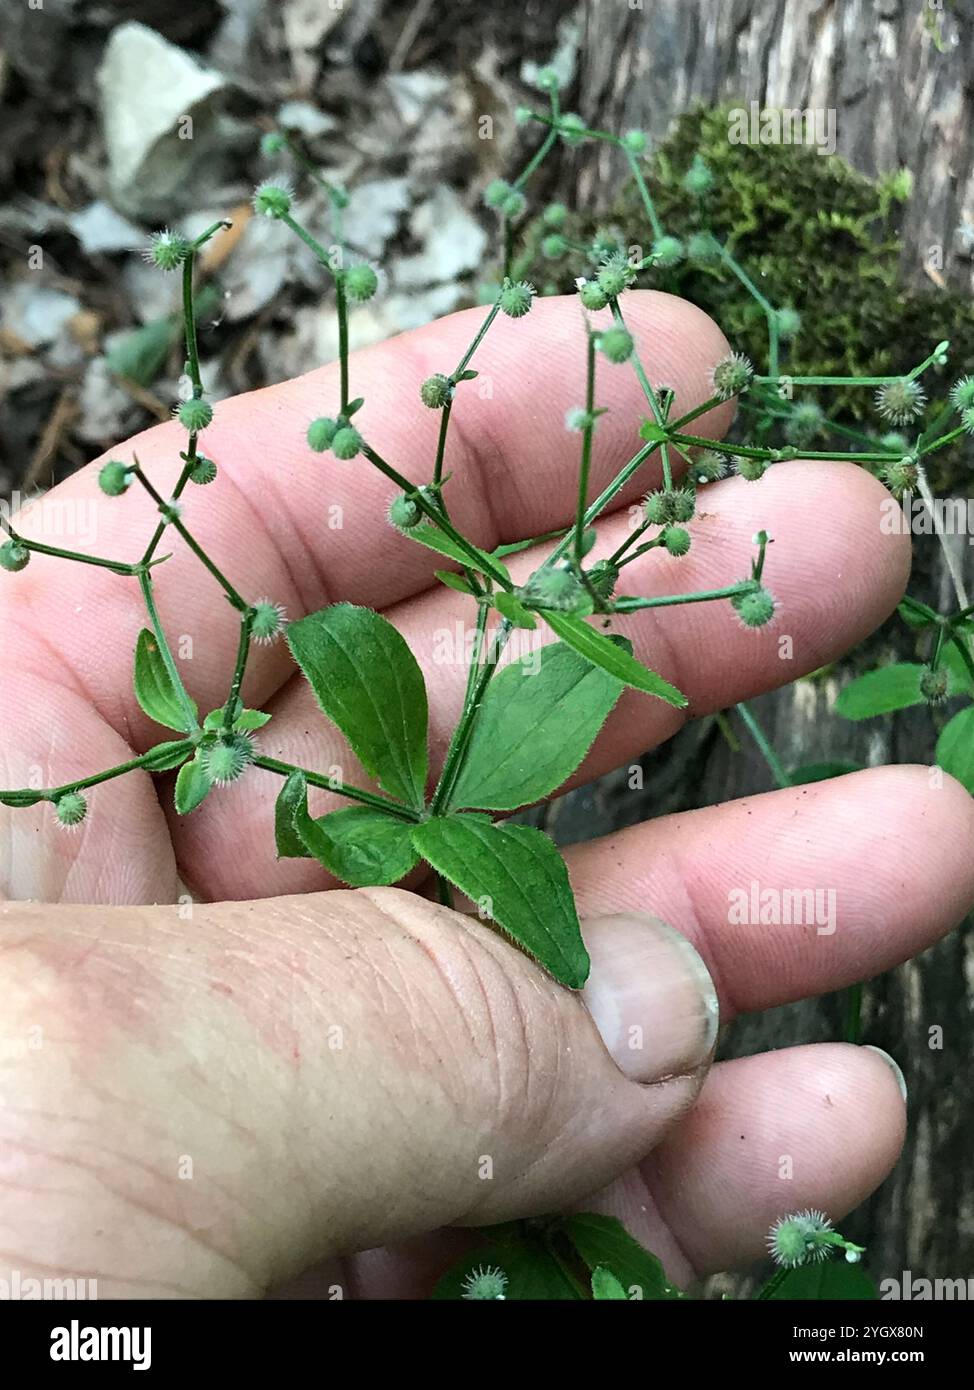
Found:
[223,609,256,731]
[613,580,756,613]
[736,700,791,789]
[0,744,196,804]
[131,464,250,612]
[252,755,420,821]
[431,618,512,814]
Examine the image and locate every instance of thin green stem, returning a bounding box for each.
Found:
[0,744,195,805]
[252,755,419,821]
[432,618,513,815]
[613,580,756,613]
[336,276,350,411]
[736,700,791,790]
[223,609,256,731]
[131,465,250,613]
[454,302,501,376]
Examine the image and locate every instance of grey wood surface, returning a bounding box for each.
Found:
[534,0,974,1288]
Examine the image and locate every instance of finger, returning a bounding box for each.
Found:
[592,1043,907,1285]
[176,460,909,900]
[561,764,974,1015]
[3,291,730,753]
[0,890,718,1296]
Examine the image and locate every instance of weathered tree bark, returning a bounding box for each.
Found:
[537,0,974,1289]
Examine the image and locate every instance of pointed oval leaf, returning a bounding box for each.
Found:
[142,739,194,771]
[174,753,212,814]
[304,806,419,886]
[543,612,686,707]
[562,1213,686,1300]
[135,628,197,732]
[451,641,623,810]
[274,769,310,858]
[406,525,511,585]
[592,1267,629,1300]
[936,704,974,794]
[763,1261,876,1300]
[411,814,589,988]
[286,604,428,808]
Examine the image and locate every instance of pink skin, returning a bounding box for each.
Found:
[1,292,971,1298]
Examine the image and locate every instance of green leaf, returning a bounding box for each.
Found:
[944,641,974,692]
[203,704,272,732]
[561,1213,685,1300]
[936,704,974,794]
[134,629,197,732]
[592,1267,629,1300]
[105,315,178,388]
[494,590,537,629]
[0,789,45,808]
[142,739,194,771]
[434,569,477,595]
[789,760,864,785]
[432,1241,583,1300]
[407,525,510,583]
[411,814,589,988]
[274,769,310,858]
[451,641,623,810]
[543,612,687,707]
[638,417,669,445]
[287,604,428,808]
[835,663,925,719]
[174,753,212,814]
[763,1261,877,1300]
[304,806,419,886]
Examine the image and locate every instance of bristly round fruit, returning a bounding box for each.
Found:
[734,454,768,482]
[949,375,974,411]
[0,540,30,572]
[520,564,584,612]
[920,664,949,705]
[579,280,609,312]
[252,180,293,218]
[542,233,568,259]
[644,487,696,525]
[651,235,685,268]
[880,431,909,454]
[189,455,217,485]
[711,352,754,400]
[785,400,825,444]
[681,155,714,196]
[961,406,974,436]
[881,456,919,497]
[98,459,133,496]
[143,228,191,272]
[732,584,777,629]
[774,306,802,339]
[558,113,588,145]
[499,280,535,318]
[483,179,513,210]
[177,397,213,432]
[501,189,526,220]
[587,558,619,600]
[420,374,452,409]
[622,129,648,154]
[251,599,286,645]
[203,733,255,786]
[598,326,634,364]
[307,417,338,452]
[461,1265,508,1301]
[687,230,722,263]
[54,790,87,828]
[343,264,379,302]
[388,493,423,529]
[331,426,362,460]
[874,377,926,425]
[260,131,286,157]
[534,65,561,93]
[543,202,568,228]
[596,255,635,298]
[664,526,691,557]
[690,450,728,484]
[767,1210,834,1269]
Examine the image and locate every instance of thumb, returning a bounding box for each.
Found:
[2,887,718,1297]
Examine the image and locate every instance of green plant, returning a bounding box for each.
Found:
[1,75,966,1301]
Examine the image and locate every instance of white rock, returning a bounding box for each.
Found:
[395,185,488,287]
[68,201,144,254]
[2,283,80,348]
[342,178,411,259]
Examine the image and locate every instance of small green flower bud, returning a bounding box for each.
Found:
[420,374,452,409]
[920,664,949,705]
[874,378,925,425]
[543,202,568,228]
[331,426,362,460]
[598,326,633,364]
[588,229,622,264]
[483,178,512,209]
[558,113,588,145]
[711,352,753,400]
[732,585,777,629]
[307,417,338,452]
[881,457,919,497]
[344,264,379,302]
[687,230,723,263]
[177,397,213,432]
[501,189,527,220]
[253,180,293,218]
[0,540,30,572]
[664,526,691,557]
[682,155,714,196]
[520,564,584,612]
[251,599,286,645]
[143,229,191,272]
[622,129,647,154]
[735,455,768,482]
[596,260,634,298]
[651,235,685,268]
[189,455,217,485]
[98,459,133,496]
[203,733,255,787]
[54,790,87,828]
[260,131,286,156]
[542,233,568,259]
[389,493,423,529]
[690,450,728,484]
[949,375,974,411]
[587,559,619,600]
[579,280,609,311]
[535,66,561,93]
[786,400,825,444]
[461,1265,508,1300]
[774,306,802,339]
[499,280,535,318]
